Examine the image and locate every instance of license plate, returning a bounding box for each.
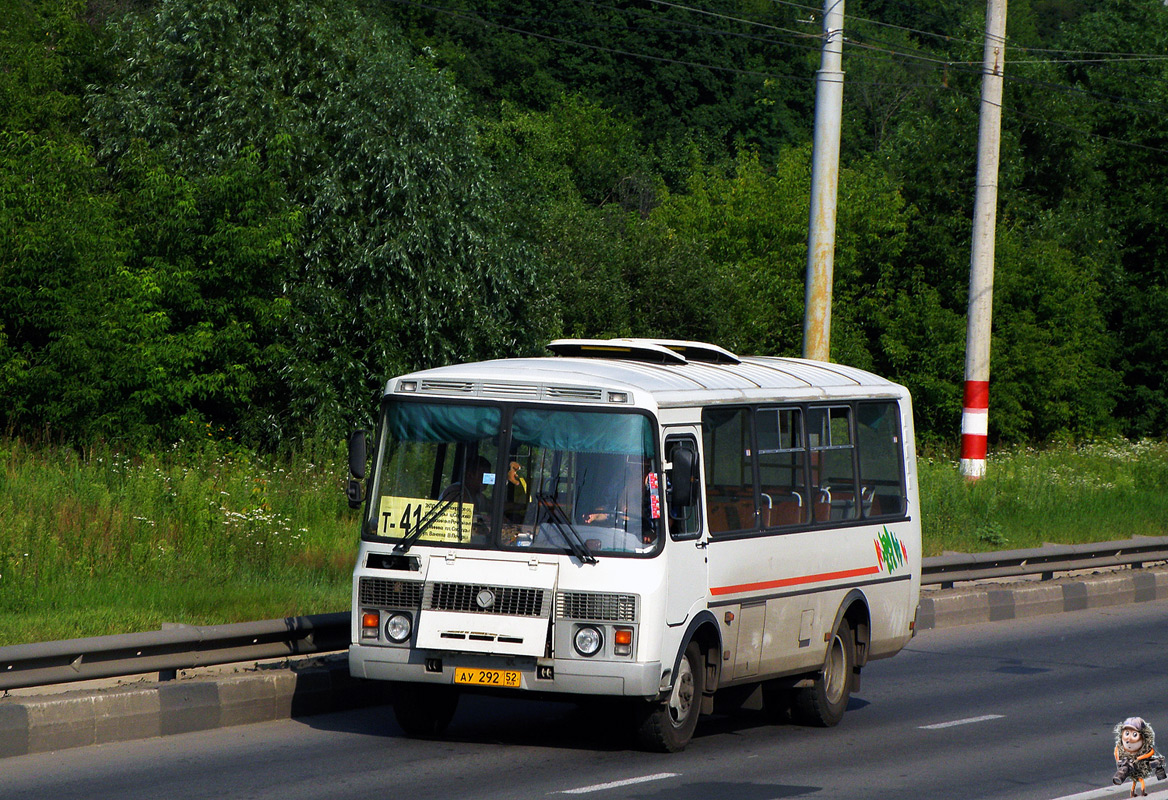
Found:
[453,668,521,688]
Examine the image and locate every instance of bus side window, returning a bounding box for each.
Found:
[857,401,907,517]
[756,407,809,527]
[701,407,755,534]
[808,406,858,522]
[666,436,702,539]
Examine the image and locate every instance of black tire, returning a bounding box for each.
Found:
[636,642,704,752]
[391,683,459,738]
[790,618,855,727]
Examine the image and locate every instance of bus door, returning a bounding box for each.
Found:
[664,431,707,626]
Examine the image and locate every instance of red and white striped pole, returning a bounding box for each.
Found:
[960,380,990,478]
[960,0,1006,481]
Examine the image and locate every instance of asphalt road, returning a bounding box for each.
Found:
[6,600,1168,800]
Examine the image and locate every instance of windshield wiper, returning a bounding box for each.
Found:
[394,498,457,555]
[536,492,598,565]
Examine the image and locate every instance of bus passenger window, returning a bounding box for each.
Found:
[701,407,755,534]
[857,402,907,517]
[808,406,858,522]
[756,407,809,527]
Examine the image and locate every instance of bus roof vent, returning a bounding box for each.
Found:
[419,379,476,395]
[624,338,741,365]
[544,385,605,402]
[480,382,542,400]
[546,338,740,365]
[547,338,686,364]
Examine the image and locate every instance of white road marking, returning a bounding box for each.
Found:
[919,714,1005,729]
[1045,783,1168,800]
[559,773,680,794]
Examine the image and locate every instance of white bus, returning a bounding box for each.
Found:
[346,338,921,751]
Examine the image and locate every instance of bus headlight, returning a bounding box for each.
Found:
[573,625,603,657]
[385,612,412,644]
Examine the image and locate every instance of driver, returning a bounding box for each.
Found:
[581,461,655,545]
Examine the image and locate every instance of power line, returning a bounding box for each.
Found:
[774,0,1168,62]
[1008,55,1168,64]
[643,0,817,41]
[383,0,1168,140]
[835,36,1168,116]
[572,0,822,50]
[383,0,819,82]
[942,84,1168,156]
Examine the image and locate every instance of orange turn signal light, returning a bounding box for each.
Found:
[362,611,380,629]
[614,628,633,646]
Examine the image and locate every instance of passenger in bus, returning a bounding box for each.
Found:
[507,460,528,499]
[439,455,493,541]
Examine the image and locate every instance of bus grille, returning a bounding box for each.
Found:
[427,583,547,617]
[556,592,637,622]
[359,577,424,609]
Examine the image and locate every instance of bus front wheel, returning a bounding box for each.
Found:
[635,642,704,752]
[790,618,855,727]
[391,683,459,738]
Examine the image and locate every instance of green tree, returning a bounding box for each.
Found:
[654,147,908,365]
[989,213,1118,443]
[0,0,145,440]
[1054,0,1168,437]
[104,143,302,439]
[481,96,721,344]
[87,0,545,444]
[377,0,814,160]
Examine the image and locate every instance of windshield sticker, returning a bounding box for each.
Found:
[647,472,661,519]
[482,472,496,486]
[378,496,474,542]
[874,527,908,574]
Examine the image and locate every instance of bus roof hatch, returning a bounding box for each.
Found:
[546,338,741,365]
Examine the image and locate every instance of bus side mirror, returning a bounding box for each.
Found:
[668,446,698,508]
[347,430,368,509]
[349,429,368,478]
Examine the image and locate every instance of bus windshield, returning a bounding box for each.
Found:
[366,401,662,557]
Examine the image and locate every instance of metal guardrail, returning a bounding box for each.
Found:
[0,612,348,692]
[921,534,1168,587]
[4,535,1168,693]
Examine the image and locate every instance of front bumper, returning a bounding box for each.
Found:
[350,643,663,698]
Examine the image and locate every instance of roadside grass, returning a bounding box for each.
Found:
[0,436,355,646]
[2,436,1167,645]
[918,439,1168,556]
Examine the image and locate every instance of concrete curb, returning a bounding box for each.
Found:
[0,654,389,760]
[5,566,1168,760]
[916,566,1168,630]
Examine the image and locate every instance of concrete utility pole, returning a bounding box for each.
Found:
[960,0,1007,480]
[802,0,845,363]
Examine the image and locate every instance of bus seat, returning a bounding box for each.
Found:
[765,491,806,526]
[706,499,733,533]
[813,487,832,522]
[706,490,755,532]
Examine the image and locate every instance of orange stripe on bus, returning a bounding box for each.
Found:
[709,565,881,596]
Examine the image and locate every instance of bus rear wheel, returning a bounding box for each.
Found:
[391,683,459,738]
[635,642,704,752]
[790,618,854,727]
